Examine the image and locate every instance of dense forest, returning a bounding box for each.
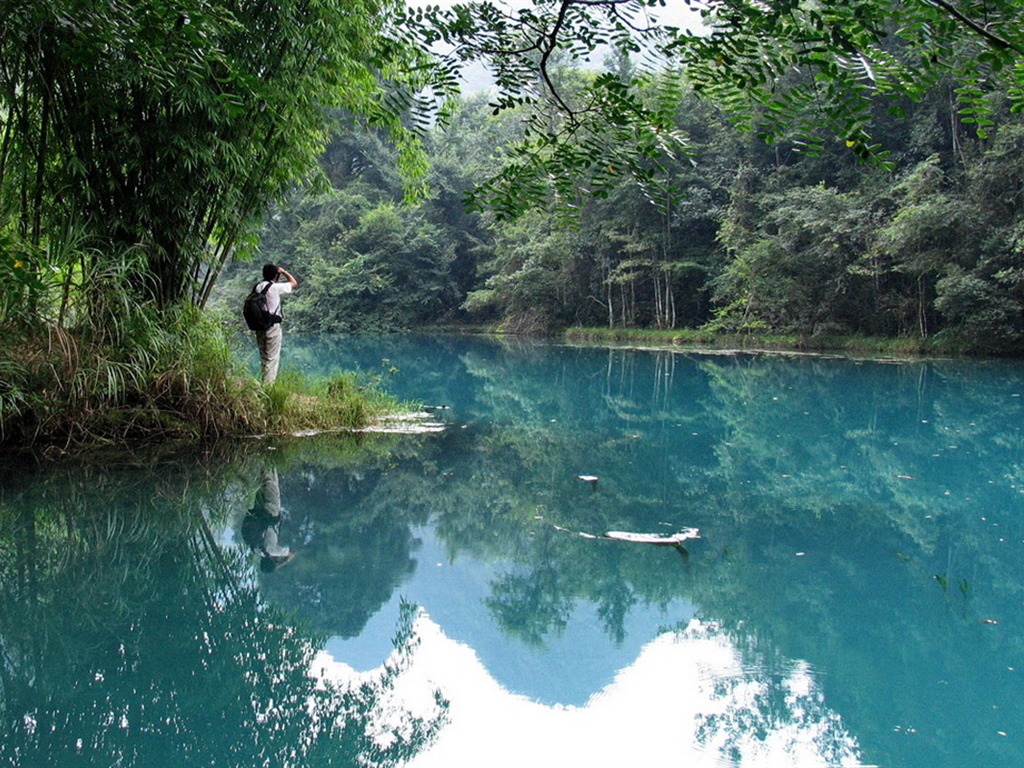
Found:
[6,0,1024,447]
[217,75,1024,352]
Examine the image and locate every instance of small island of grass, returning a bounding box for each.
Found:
[0,303,409,457]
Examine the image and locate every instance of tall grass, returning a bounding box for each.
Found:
[2,314,396,451]
[261,371,399,433]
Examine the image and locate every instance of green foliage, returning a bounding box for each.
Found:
[248,189,460,333]
[0,0,451,310]
[712,181,877,334]
[0,298,262,447]
[0,0,456,449]
[261,370,399,433]
[465,209,590,333]
[236,63,1024,352]
[0,254,396,448]
[410,0,1024,216]
[935,267,1024,351]
[407,3,695,218]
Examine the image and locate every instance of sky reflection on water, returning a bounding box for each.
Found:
[317,613,867,768]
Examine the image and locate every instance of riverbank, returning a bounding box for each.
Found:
[0,309,406,457]
[562,327,972,357]
[1,369,404,460]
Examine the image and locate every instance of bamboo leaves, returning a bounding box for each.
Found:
[0,0,455,313]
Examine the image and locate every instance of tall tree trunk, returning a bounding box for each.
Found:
[653,262,663,329]
[31,53,52,248]
[0,68,18,192]
[917,274,928,338]
[950,89,962,164]
[606,273,614,328]
[667,270,676,330]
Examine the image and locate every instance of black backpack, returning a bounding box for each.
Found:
[242,281,281,331]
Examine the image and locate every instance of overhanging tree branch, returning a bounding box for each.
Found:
[926,0,1024,56]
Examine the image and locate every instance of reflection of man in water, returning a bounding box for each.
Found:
[242,467,295,572]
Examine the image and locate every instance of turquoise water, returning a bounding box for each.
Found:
[3,335,1024,767]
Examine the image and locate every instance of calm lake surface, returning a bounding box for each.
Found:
[3,334,1023,768]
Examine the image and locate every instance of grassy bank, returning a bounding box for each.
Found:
[0,306,401,455]
[563,326,971,357]
[259,370,400,434]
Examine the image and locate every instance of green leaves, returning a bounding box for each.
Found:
[411,0,1024,217]
[671,0,1024,159]
[1,0,457,315]
[463,70,693,220]
[407,2,690,218]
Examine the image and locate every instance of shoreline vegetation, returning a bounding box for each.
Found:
[0,363,404,459]
[562,327,972,358]
[0,321,987,459]
[0,306,406,457]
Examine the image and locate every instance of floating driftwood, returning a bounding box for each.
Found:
[602,528,701,546]
[552,523,700,551]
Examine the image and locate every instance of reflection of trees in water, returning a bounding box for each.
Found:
[0,458,446,768]
[256,462,425,638]
[485,564,573,647]
[680,621,862,766]
[446,347,1024,616]
[430,347,1024,767]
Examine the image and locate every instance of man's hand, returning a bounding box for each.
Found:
[277,266,298,288]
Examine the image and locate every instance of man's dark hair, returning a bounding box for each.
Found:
[262,263,278,282]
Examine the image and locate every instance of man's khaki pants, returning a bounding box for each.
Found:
[257,324,283,384]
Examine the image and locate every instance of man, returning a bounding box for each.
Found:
[255,263,298,384]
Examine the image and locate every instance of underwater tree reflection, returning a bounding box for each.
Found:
[254,460,425,639]
[0,462,446,768]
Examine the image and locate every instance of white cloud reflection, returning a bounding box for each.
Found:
[314,614,872,768]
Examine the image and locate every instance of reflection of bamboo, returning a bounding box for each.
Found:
[0,621,16,708]
[192,512,243,604]
[2,496,445,767]
[23,502,41,696]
